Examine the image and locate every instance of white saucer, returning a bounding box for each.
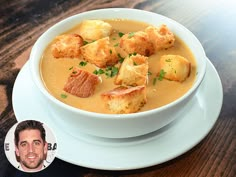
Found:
[12,58,223,170]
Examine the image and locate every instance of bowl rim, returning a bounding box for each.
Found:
[29,8,206,120]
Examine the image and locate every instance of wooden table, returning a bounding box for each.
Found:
[1,0,235,176]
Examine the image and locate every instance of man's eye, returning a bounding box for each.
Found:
[21,143,27,147]
[34,141,41,146]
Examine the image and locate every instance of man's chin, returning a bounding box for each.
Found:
[22,160,43,171]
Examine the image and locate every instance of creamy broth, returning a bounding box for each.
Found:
[40,19,196,114]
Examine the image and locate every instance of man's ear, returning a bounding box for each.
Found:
[43,142,48,160]
[15,145,19,157]
[44,142,48,152]
[15,146,20,162]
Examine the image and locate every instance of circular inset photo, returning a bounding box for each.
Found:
[4,120,57,173]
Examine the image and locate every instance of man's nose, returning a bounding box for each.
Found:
[28,144,35,152]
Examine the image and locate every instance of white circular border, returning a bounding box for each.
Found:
[4,120,57,172]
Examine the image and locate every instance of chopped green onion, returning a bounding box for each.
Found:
[83,41,89,45]
[128,32,135,38]
[105,66,112,71]
[105,66,119,78]
[118,32,124,37]
[129,52,137,57]
[93,69,104,75]
[153,77,157,85]
[118,53,125,63]
[158,69,166,81]
[60,94,67,99]
[79,61,87,66]
[114,43,119,47]
[93,66,118,78]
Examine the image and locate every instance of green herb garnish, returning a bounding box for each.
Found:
[114,43,119,47]
[79,61,87,66]
[148,71,152,75]
[128,32,135,38]
[158,69,166,81]
[129,52,137,57]
[69,66,73,70]
[93,69,105,75]
[83,40,96,45]
[93,70,98,75]
[118,53,125,63]
[60,94,67,99]
[105,66,119,78]
[83,41,89,45]
[153,77,157,85]
[118,32,124,37]
[93,66,118,78]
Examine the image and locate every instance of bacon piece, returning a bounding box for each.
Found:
[64,68,100,98]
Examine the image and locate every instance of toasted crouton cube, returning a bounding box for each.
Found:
[115,54,148,86]
[78,20,112,42]
[101,86,147,114]
[64,68,100,98]
[119,31,154,56]
[80,37,119,68]
[160,55,191,82]
[51,34,83,58]
[145,25,175,51]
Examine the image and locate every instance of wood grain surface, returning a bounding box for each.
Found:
[0,0,235,176]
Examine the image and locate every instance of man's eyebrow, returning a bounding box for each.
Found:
[19,141,27,145]
[33,139,42,143]
[19,139,42,145]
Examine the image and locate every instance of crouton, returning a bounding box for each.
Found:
[64,68,100,98]
[80,37,119,68]
[119,31,154,56]
[159,55,191,82]
[101,86,147,114]
[78,20,112,42]
[115,54,148,86]
[51,34,83,58]
[145,25,175,51]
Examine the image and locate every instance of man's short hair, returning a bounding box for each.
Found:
[14,120,46,147]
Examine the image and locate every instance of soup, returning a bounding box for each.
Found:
[40,19,196,114]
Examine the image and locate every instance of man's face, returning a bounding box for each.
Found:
[15,129,48,172]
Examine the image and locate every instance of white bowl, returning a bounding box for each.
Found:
[29,8,206,138]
